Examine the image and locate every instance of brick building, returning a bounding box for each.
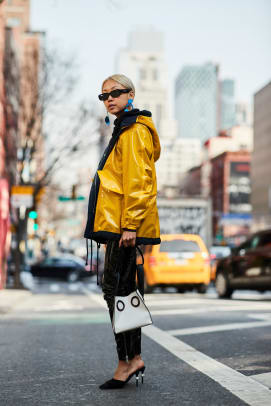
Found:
[0,0,44,288]
[181,165,202,196]
[0,1,9,288]
[211,151,251,245]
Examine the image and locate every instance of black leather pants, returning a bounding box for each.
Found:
[102,240,141,361]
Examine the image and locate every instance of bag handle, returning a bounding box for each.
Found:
[135,245,145,297]
[136,245,144,265]
[114,244,145,297]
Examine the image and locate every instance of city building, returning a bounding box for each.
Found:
[116,27,170,133]
[220,79,235,130]
[235,102,253,127]
[0,1,9,288]
[199,127,253,198]
[0,3,21,288]
[211,151,251,245]
[158,137,201,193]
[116,27,197,193]
[0,0,44,287]
[4,0,45,185]
[181,165,202,197]
[251,81,271,231]
[175,62,219,141]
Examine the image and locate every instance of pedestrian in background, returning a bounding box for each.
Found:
[84,74,161,389]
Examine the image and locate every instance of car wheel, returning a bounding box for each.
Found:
[196,284,207,294]
[67,270,80,283]
[215,272,233,298]
[144,277,153,294]
[177,287,186,293]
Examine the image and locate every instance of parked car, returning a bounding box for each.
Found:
[215,229,271,298]
[140,234,211,293]
[30,255,92,282]
[210,245,231,281]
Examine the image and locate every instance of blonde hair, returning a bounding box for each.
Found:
[102,74,135,94]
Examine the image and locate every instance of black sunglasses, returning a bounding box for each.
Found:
[98,88,131,101]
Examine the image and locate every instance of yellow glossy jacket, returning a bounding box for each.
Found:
[84,109,161,245]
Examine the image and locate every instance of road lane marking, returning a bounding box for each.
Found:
[80,285,107,308]
[143,325,271,406]
[28,313,109,325]
[50,284,60,292]
[151,303,271,316]
[167,320,271,336]
[84,291,271,405]
[145,298,217,306]
[248,313,271,320]
[250,373,271,389]
[143,294,271,308]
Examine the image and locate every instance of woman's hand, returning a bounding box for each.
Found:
[119,230,136,248]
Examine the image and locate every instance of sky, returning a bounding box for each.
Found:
[31,0,271,109]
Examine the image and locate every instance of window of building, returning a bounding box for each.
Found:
[139,68,147,80]
[6,17,21,27]
[156,104,162,127]
[153,69,158,81]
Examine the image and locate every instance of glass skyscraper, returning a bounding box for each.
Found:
[220,79,236,130]
[175,62,218,141]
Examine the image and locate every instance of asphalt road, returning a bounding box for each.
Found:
[1,277,271,406]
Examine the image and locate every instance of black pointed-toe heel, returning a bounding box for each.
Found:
[125,365,146,385]
[141,366,145,384]
[99,378,127,390]
[135,366,146,387]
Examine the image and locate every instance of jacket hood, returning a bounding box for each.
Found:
[114,109,161,162]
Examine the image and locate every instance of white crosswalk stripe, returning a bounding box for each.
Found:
[250,372,271,388]
[83,288,271,405]
[167,320,271,336]
[143,325,271,406]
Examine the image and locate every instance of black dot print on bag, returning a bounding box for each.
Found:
[131,296,140,308]
[116,300,125,311]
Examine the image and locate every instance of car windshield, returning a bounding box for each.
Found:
[160,240,200,253]
[42,258,59,265]
[210,246,231,258]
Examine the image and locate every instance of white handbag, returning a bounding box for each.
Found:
[113,288,152,334]
[112,246,153,334]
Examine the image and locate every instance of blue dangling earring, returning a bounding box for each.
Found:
[105,111,110,126]
[124,98,134,112]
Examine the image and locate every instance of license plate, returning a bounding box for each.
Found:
[174,259,187,265]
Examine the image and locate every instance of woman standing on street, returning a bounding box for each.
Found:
[84,74,161,389]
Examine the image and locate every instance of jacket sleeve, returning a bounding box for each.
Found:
[120,124,154,230]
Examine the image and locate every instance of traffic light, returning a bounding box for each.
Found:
[29,210,38,219]
[28,211,39,234]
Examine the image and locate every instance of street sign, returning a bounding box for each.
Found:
[58,196,85,201]
[11,185,34,208]
[11,194,33,208]
[12,186,34,194]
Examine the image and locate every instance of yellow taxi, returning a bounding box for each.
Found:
[141,234,211,293]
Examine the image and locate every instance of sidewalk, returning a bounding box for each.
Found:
[0,289,33,315]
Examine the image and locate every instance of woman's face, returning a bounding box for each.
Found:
[102,79,134,117]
